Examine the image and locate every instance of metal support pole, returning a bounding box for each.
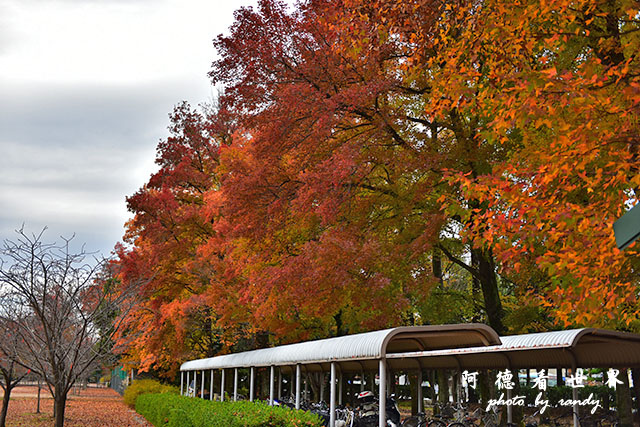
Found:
[221,369,226,402]
[195,371,198,397]
[193,371,197,397]
[201,370,205,399]
[338,371,343,406]
[296,364,301,410]
[320,372,325,402]
[250,367,255,402]
[210,370,214,401]
[330,362,337,427]
[180,371,184,396]
[270,365,275,405]
[417,369,424,413]
[186,371,190,396]
[507,387,513,424]
[379,359,387,427]
[234,368,238,402]
[278,368,282,399]
[572,370,579,427]
[361,369,365,391]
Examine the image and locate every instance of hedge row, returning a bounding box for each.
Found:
[124,379,178,408]
[135,393,323,427]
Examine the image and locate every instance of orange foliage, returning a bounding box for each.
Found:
[346,0,640,326]
[114,0,640,375]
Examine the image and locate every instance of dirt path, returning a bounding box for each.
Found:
[1,385,151,427]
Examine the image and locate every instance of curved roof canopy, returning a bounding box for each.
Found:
[181,324,500,372]
[387,328,640,369]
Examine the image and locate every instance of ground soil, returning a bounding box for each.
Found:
[1,385,151,427]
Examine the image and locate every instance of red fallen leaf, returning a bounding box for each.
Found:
[4,385,152,426]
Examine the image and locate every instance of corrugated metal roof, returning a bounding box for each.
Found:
[499,329,584,349]
[387,328,640,369]
[180,324,500,372]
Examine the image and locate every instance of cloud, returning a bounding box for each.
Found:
[0,0,250,86]
[0,80,200,256]
[0,0,266,257]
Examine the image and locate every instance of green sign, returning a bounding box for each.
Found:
[613,203,640,250]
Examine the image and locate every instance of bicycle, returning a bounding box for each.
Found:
[575,410,619,427]
[450,406,483,427]
[524,408,541,427]
[540,409,578,427]
[400,402,458,427]
[400,412,449,427]
[596,410,620,427]
[335,405,355,427]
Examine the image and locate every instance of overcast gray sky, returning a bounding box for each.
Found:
[0,0,261,257]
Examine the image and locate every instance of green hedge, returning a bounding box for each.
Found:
[124,379,179,408]
[136,393,323,427]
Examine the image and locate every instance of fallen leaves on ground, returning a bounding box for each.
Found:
[2,385,151,427]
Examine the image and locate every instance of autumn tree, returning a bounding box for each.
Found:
[206,0,517,339]
[334,0,640,328]
[114,0,640,376]
[114,101,239,376]
[0,229,134,427]
[416,0,640,327]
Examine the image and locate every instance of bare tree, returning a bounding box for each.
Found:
[0,228,135,427]
[0,316,31,427]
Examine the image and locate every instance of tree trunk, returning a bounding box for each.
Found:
[0,385,12,427]
[427,371,436,404]
[511,374,523,426]
[432,249,443,285]
[471,248,506,334]
[307,373,318,401]
[54,388,68,427]
[556,368,564,386]
[36,381,41,414]
[478,370,496,407]
[409,372,418,416]
[616,369,634,427]
[437,370,449,404]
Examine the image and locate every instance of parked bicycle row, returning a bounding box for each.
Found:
[275,390,402,427]
[401,401,622,427]
[274,394,622,427]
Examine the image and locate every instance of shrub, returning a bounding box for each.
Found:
[124,379,178,408]
[168,409,194,427]
[136,393,323,427]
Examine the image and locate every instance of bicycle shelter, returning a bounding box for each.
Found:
[179,326,640,427]
[180,324,500,427]
[389,328,640,427]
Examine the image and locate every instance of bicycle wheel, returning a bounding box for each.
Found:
[447,423,466,427]
[401,417,421,427]
[427,420,447,427]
